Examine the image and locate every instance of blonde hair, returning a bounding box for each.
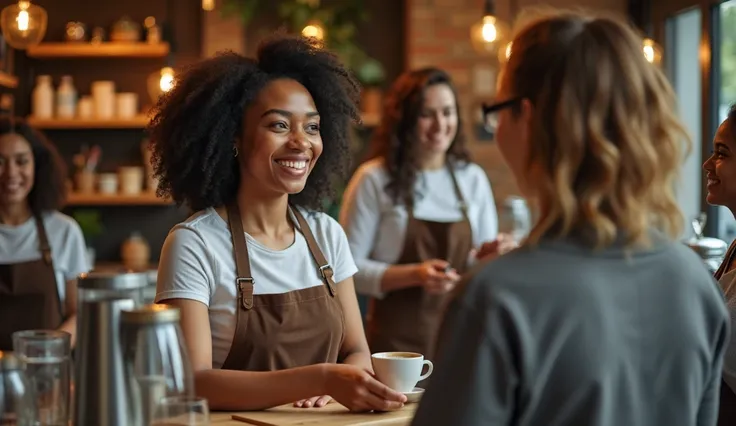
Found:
[505,9,690,248]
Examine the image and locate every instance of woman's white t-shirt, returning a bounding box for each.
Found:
[0,211,90,309]
[155,206,358,369]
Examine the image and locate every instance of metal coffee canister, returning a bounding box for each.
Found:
[74,271,148,426]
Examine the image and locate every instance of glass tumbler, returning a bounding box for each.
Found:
[152,396,209,426]
[12,330,71,426]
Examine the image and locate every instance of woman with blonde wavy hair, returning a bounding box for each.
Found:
[411,9,729,426]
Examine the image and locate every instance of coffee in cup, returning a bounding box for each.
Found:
[371,352,433,393]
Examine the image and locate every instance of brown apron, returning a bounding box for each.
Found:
[0,215,62,350]
[367,165,473,361]
[220,203,345,371]
[714,242,736,426]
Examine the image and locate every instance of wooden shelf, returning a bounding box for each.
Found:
[26,115,150,129]
[67,192,172,206]
[27,42,170,58]
[0,72,18,88]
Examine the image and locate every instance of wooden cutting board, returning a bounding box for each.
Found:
[215,402,417,426]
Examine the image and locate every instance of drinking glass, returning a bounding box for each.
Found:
[12,330,71,426]
[152,396,209,426]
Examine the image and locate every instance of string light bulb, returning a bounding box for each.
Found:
[202,0,215,11]
[0,0,47,50]
[147,67,176,103]
[301,21,326,41]
[470,0,509,57]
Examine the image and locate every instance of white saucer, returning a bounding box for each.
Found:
[402,387,425,403]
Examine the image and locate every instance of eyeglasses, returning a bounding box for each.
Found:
[481,97,522,133]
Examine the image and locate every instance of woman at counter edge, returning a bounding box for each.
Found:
[339,67,516,359]
[150,35,406,412]
[0,117,89,349]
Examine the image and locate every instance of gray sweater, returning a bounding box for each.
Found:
[412,232,729,426]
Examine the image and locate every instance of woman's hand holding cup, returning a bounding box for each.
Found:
[321,364,407,412]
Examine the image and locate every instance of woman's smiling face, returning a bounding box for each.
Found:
[704,115,736,210]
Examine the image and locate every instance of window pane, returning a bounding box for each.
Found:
[666,8,702,238]
[717,0,736,241]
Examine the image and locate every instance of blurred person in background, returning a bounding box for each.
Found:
[703,103,736,426]
[412,9,729,426]
[340,67,514,361]
[0,117,89,349]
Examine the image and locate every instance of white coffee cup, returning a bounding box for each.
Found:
[371,352,433,393]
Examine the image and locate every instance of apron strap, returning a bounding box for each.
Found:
[34,214,53,266]
[34,214,64,318]
[290,207,337,297]
[446,163,470,222]
[225,203,255,310]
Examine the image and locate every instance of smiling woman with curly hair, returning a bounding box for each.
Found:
[150,35,405,412]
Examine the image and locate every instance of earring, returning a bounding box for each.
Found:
[233,146,239,157]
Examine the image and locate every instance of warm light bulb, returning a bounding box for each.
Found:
[159,67,175,92]
[481,16,498,42]
[642,38,663,65]
[498,41,512,63]
[16,2,29,32]
[0,0,47,50]
[202,0,215,11]
[470,13,509,57]
[301,22,325,41]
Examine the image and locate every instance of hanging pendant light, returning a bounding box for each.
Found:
[0,0,47,50]
[470,0,510,57]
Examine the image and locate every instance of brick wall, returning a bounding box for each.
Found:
[406,0,628,205]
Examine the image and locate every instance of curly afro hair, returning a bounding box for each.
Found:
[147,34,361,212]
[366,67,470,205]
[0,117,67,213]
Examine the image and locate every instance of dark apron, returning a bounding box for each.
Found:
[0,215,62,350]
[220,203,345,371]
[714,241,736,426]
[367,164,473,362]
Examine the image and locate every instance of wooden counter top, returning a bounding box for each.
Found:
[210,402,416,425]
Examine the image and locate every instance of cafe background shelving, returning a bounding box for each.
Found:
[27,42,170,59]
[27,115,150,129]
[66,192,172,206]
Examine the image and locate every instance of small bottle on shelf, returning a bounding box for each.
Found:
[32,75,54,119]
[56,75,77,119]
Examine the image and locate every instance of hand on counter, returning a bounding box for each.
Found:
[416,259,461,294]
[472,233,518,263]
[294,394,332,408]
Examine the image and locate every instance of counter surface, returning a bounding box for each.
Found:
[210,402,417,425]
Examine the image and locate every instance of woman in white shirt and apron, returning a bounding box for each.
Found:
[0,117,89,349]
[339,68,515,361]
[151,35,406,412]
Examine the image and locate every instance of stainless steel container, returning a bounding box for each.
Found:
[687,236,728,274]
[73,271,147,426]
[121,304,194,426]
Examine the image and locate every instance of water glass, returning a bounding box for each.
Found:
[12,330,71,426]
[152,396,209,426]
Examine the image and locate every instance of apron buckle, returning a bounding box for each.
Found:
[319,265,337,297]
[236,277,255,310]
